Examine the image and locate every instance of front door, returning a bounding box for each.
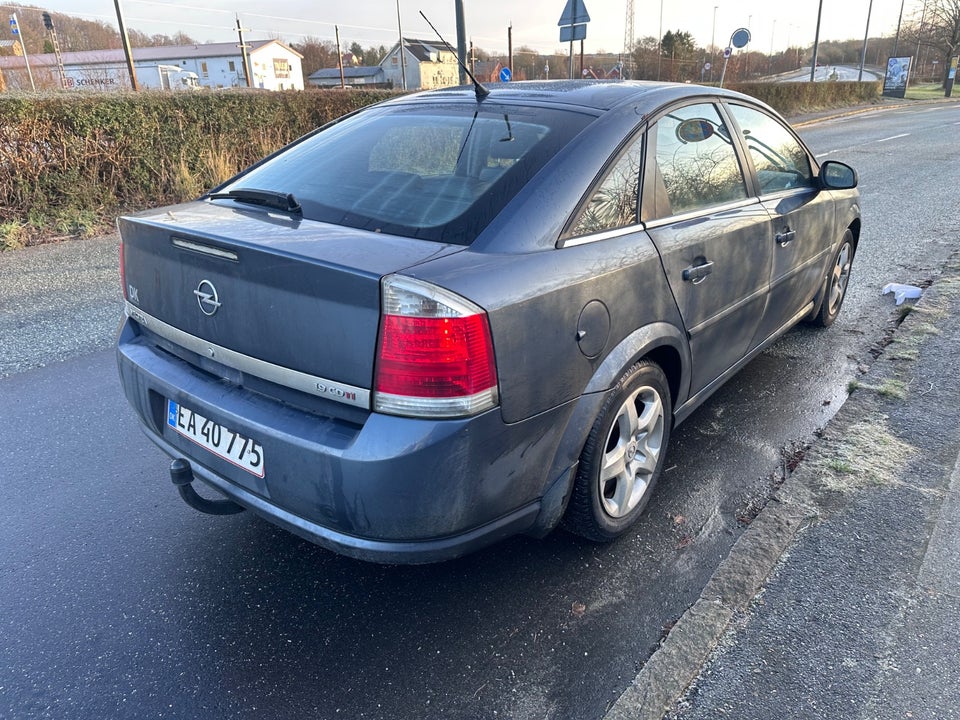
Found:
[643,102,773,395]
[724,102,836,344]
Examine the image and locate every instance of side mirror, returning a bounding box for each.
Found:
[820,161,858,190]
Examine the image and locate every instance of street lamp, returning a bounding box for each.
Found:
[710,5,718,81]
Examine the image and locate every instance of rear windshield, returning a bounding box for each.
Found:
[218,103,595,244]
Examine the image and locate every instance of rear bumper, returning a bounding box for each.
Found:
[117,318,574,563]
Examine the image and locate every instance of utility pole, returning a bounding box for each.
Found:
[893,0,906,56]
[396,0,407,90]
[236,16,252,88]
[455,0,467,85]
[113,0,138,90]
[809,0,824,82]
[335,25,345,88]
[858,0,874,82]
[508,22,513,81]
[914,0,928,84]
[657,0,663,81]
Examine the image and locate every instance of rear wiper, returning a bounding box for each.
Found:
[207,187,302,214]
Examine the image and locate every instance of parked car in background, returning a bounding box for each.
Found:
[116,80,860,563]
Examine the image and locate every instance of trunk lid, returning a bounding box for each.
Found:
[119,202,464,400]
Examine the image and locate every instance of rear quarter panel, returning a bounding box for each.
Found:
[409,231,683,424]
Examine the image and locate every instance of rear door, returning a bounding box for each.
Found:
[643,101,772,395]
[724,102,836,345]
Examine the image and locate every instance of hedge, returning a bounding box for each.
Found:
[0,89,398,245]
[728,79,881,116]
[0,81,880,247]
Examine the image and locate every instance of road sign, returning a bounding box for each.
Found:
[723,47,732,59]
[560,24,587,42]
[499,67,512,82]
[731,28,751,49]
[703,62,712,71]
[558,0,590,27]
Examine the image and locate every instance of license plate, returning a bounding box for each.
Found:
[167,400,265,478]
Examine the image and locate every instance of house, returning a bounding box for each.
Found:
[307,66,391,89]
[379,37,459,91]
[0,39,304,91]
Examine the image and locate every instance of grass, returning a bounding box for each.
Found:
[0,221,28,251]
[877,379,908,399]
[904,82,958,100]
[814,415,916,493]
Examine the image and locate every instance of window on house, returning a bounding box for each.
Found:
[228,61,236,72]
[200,62,208,78]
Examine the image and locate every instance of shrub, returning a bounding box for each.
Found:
[0,89,398,244]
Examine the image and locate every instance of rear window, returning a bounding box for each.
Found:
[220,103,594,244]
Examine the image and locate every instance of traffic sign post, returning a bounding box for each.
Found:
[8,13,35,91]
[719,27,750,88]
[558,0,590,79]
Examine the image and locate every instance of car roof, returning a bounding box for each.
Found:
[387,79,755,114]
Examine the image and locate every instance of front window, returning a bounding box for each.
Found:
[727,104,813,194]
[219,104,593,244]
[651,103,747,218]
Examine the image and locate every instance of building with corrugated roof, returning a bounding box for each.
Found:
[307,66,390,89]
[0,39,303,91]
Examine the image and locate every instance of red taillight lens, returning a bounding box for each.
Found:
[374,276,499,418]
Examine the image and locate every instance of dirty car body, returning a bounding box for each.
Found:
[116,81,860,563]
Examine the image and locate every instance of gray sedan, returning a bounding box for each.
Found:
[116,80,859,562]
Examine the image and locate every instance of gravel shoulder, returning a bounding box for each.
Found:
[0,234,122,377]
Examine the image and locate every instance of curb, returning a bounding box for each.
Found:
[604,489,817,720]
[604,257,960,720]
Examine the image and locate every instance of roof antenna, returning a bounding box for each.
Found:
[419,10,489,100]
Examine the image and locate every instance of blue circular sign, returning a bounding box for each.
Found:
[731,28,751,49]
[499,67,512,82]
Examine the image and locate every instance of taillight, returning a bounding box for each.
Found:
[374,275,499,418]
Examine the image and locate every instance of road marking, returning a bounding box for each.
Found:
[816,131,909,156]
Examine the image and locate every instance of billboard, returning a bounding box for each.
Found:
[882,56,911,99]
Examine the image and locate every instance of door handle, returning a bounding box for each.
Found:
[682,260,714,284]
[776,228,797,246]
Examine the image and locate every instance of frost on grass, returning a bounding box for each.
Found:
[812,414,917,493]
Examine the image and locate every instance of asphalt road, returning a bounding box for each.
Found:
[2,101,958,720]
[783,64,883,82]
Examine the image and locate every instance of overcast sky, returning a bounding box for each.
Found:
[42,0,919,57]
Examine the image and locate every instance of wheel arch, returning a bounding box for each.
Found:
[806,219,859,323]
[527,322,690,536]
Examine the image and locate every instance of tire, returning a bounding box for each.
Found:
[812,230,854,328]
[563,360,672,542]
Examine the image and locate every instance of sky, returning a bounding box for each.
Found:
[37,0,920,57]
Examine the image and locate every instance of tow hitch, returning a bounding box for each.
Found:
[169,458,246,515]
